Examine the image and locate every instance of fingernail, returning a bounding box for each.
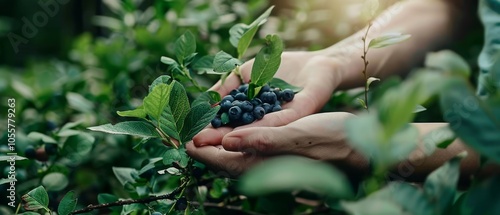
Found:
[223,137,241,149]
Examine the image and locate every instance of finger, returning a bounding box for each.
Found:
[192,127,233,147]
[186,142,265,177]
[222,126,295,154]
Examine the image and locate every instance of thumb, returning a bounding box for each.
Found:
[222,126,296,154]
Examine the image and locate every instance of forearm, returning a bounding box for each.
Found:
[317,0,471,90]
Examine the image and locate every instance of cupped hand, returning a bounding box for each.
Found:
[194,51,344,146]
[186,112,358,176]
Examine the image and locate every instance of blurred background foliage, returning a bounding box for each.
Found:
[0,0,484,213]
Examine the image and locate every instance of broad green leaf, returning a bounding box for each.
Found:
[440,78,500,163]
[122,203,147,215]
[250,35,284,87]
[229,6,274,50]
[191,91,221,107]
[362,0,380,19]
[237,24,259,58]
[461,175,500,215]
[193,55,215,74]
[369,33,411,49]
[212,51,241,74]
[112,167,137,186]
[181,103,220,143]
[269,77,302,92]
[366,77,380,91]
[88,121,160,138]
[117,106,146,119]
[144,83,180,140]
[425,50,471,78]
[424,153,465,214]
[413,105,427,113]
[61,133,95,163]
[342,182,433,215]
[477,1,500,97]
[58,191,77,215]
[153,105,180,140]
[66,92,94,113]
[221,112,230,125]
[168,81,190,132]
[160,56,176,65]
[162,148,189,168]
[42,172,68,191]
[27,132,57,144]
[239,156,352,198]
[423,126,455,149]
[21,186,49,211]
[149,75,171,93]
[166,167,181,175]
[175,31,196,65]
[209,178,227,199]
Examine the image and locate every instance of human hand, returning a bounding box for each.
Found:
[195,51,344,146]
[186,112,359,176]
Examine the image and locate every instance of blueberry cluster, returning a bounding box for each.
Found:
[211,84,295,128]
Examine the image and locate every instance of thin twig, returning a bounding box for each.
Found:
[361,22,373,112]
[190,201,265,215]
[70,181,187,214]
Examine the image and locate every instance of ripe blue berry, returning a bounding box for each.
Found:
[250,98,262,106]
[229,89,239,96]
[238,84,249,93]
[260,92,277,104]
[234,92,247,101]
[220,100,232,111]
[272,104,282,112]
[273,88,283,100]
[228,106,242,121]
[262,103,272,113]
[24,147,36,159]
[260,85,271,93]
[241,112,255,125]
[211,117,222,128]
[253,106,265,119]
[282,89,295,102]
[222,95,235,103]
[239,101,253,112]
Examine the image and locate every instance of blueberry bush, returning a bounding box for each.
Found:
[1,0,499,215]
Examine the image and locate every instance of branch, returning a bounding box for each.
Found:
[190,201,265,215]
[70,182,187,214]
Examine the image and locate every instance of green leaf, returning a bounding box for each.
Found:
[112,167,137,186]
[42,172,69,191]
[162,148,189,167]
[250,35,284,88]
[149,75,171,93]
[212,51,241,74]
[342,182,433,215]
[369,33,411,49]
[461,175,500,215]
[160,56,176,65]
[175,31,196,65]
[58,191,77,215]
[98,193,121,212]
[191,91,221,107]
[229,6,274,55]
[221,112,230,125]
[366,77,380,91]
[209,178,227,199]
[0,155,27,162]
[144,83,180,140]
[193,55,215,75]
[66,92,94,113]
[423,126,455,149]
[239,156,352,198]
[269,77,302,92]
[166,167,181,175]
[88,121,160,138]
[413,105,427,113]
[117,106,146,119]
[168,81,190,132]
[440,78,500,163]
[181,103,220,143]
[61,133,95,163]
[425,50,471,78]
[21,186,50,212]
[424,153,465,214]
[27,132,57,144]
[237,25,259,58]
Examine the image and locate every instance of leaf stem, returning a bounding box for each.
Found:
[183,67,204,92]
[361,22,373,112]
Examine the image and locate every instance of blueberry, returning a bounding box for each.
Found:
[238,84,249,93]
[228,106,242,121]
[175,197,188,210]
[24,147,36,159]
[231,100,242,107]
[261,85,271,93]
[152,212,163,215]
[262,103,272,114]
[229,89,240,96]
[211,117,222,128]
[282,89,295,102]
[253,106,265,120]
[250,98,262,107]
[44,144,58,156]
[241,112,255,125]
[221,95,235,103]
[272,104,282,112]
[239,101,254,112]
[234,92,247,101]
[260,92,277,104]
[220,100,232,111]
[273,88,283,101]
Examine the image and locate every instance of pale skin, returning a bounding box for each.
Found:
[186,0,487,179]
